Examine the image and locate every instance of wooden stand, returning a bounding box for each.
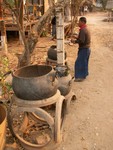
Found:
[46,57,67,66]
[8,90,69,150]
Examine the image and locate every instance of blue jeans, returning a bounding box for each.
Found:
[75,48,91,78]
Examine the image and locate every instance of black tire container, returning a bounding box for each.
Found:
[47,45,67,60]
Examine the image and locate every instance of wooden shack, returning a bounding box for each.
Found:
[2,0,46,32]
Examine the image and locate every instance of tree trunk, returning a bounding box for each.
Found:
[17,0,56,67]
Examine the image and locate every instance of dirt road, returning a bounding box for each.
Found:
[57,12,113,150]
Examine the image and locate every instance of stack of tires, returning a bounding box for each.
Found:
[47,45,72,96]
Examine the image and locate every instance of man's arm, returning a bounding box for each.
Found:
[71,30,85,44]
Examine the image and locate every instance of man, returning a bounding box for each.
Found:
[51,16,56,40]
[71,17,91,82]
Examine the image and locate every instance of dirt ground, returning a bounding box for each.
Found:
[57,12,113,150]
[3,11,113,150]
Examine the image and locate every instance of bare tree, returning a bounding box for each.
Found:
[3,0,34,67]
[70,0,83,34]
[3,0,84,68]
[3,0,55,67]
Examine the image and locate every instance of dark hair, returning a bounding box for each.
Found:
[79,17,87,24]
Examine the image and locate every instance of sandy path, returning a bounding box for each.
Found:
[57,12,113,150]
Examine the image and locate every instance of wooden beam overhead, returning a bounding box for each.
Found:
[0,0,3,20]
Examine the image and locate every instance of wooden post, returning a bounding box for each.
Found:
[18,0,24,44]
[0,20,8,53]
[56,5,65,66]
[0,0,7,53]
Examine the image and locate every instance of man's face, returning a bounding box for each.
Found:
[78,20,84,27]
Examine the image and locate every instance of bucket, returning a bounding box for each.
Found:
[0,104,7,150]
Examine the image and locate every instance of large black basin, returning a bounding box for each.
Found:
[12,65,58,100]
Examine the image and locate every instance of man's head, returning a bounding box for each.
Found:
[78,17,87,27]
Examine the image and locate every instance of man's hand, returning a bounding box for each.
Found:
[71,33,78,38]
[71,39,75,43]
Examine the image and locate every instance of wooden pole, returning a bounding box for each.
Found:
[56,4,65,66]
[0,20,8,53]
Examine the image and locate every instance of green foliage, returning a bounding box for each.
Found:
[0,56,9,78]
[5,0,15,7]
[40,29,48,37]
[0,56,12,100]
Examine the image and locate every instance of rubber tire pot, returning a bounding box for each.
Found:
[57,74,72,96]
[12,65,58,100]
[47,45,67,60]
